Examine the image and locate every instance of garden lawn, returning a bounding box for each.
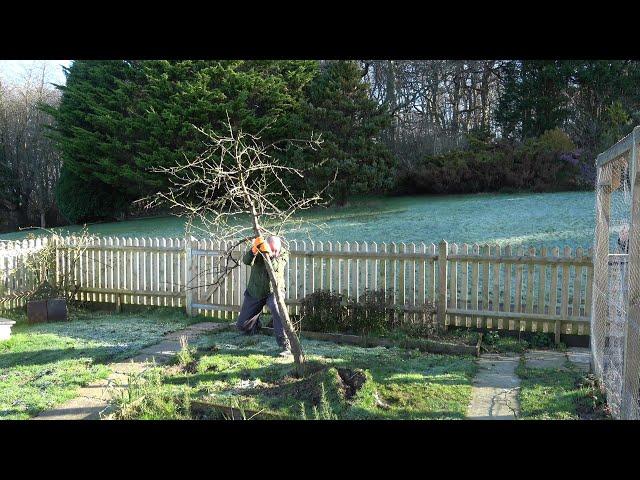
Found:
[516,361,608,420]
[0,308,195,420]
[114,330,478,420]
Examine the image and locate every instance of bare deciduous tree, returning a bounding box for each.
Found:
[0,62,62,231]
[361,60,504,162]
[145,118,332,376]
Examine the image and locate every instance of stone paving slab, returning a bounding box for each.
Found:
[139,340,182,356]
[75,383,125,402]
[32,396,109,420]
[467,354,520,420]
[524,350,567,369]
[110,361,149,375]
[524,348,591,372]
[566,347,591,372]
[128,352,173,364]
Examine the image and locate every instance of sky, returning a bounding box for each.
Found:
[0,60,72,86]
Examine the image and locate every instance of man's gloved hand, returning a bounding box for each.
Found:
[251,236,272,255]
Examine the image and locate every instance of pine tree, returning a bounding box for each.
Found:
[45,60,143,221]
[496,60,573,140]
[300,61,394,205]
[132,60,318,194]
[46,60,318,221]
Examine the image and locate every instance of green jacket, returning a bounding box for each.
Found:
[242,247,289,299]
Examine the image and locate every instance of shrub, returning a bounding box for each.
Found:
[348,289,398,336]
[536,128,575,153]
[299,289,436,338]
[300,290,345,333]
[395,131,589,195]
[529,331,554,349]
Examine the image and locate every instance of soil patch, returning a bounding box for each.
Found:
[575,374,610,420]
[337,368,367,399]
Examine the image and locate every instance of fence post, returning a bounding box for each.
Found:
[592,162,612,379]
[438,240,448,330]
[184,237,194,317]
[622,130,640,419]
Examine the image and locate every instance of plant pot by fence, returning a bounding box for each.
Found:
[26,298,68,324]
[0,319,16,340]
[46,298,68,322]
[27,300,48,324]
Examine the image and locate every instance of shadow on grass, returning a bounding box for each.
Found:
[0,345,139,369]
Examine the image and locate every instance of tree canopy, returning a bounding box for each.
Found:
[5,58,640,232]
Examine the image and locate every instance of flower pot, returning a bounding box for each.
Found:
[0,319,16,341]
[26,298,68,323]
[27,300,48,324]
[46,298,68,322]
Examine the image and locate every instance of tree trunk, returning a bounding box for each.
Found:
[247,211,305,376]
[261,250,306,376]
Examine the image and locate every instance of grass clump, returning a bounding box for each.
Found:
[516,360,609,420]
[175,335,197,373]
[481,331,529,354]
[113,368,192,420]
[299,383,339,420]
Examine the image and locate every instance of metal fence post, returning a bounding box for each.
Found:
[438,240,449,330]
[622,129,640,419]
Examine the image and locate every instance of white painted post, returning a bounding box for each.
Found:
[184,237,194,317]
[438,240,448,330]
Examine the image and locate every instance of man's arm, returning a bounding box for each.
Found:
[242,248,258,266]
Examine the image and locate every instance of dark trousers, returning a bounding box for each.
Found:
[236,289,287,346]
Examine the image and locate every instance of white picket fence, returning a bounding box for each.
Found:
[0,236,593,341]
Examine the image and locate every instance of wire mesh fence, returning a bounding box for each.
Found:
[592,127,640,419]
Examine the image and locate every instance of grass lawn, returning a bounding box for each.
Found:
[0,307,196,420]
[516,360,608,420]
[112,330,478,420]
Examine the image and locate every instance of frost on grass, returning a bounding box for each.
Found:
[0,309,191,419]
[131,330,478,420]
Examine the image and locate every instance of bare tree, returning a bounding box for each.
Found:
[361,60,504,162]
[0,62,62,231]
[145,118,331,376]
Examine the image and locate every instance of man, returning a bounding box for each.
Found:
[236,235,291,356]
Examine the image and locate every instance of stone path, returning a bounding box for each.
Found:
[32,322,230,420]
[525,347,591,372]
[466,347,592,420]
[467,354,521,420]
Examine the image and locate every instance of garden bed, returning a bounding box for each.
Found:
[112,330,479,420]
[261,327,481,357]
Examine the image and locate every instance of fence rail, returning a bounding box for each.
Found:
[0,235,593,341]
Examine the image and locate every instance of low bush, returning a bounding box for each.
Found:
[395,129,592,195]
[299,290,345,333]
[300,289,437,337]
[347,289,399,336]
